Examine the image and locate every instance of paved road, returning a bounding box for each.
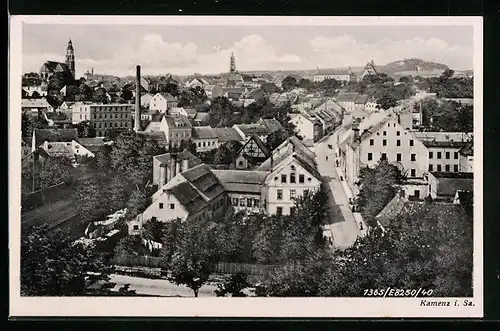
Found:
[314,132,361,250]
[110,274,218,297]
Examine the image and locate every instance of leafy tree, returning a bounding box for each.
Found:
[75,120,96,138]
[37,156,75,189]
[114,235,142,256]
[399,75,414,83]
[74,83,94,101]
[142,217,166,243]
[297,78,313,89]
[214,272,250,297]
[93,87,108,104]
[178,87,207,107]
[21,227,113,296]
[213,141,242,165]
[376,92,398,110]
[281,76,297,91]
[159,218,183,266]
[126,188,150,219]
[440,69,455,82]
[47,72,74,92]
[72,178,112,224]
[265,129,288,151]
[169,220,215,297]
[120,88,133,102]
[356,159,402,227]
[22,72,42,86]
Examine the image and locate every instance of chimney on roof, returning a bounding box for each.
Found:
[134,65,141,132]
[351,122,360,143]
[182,158,189,173]
[159,163,168,187]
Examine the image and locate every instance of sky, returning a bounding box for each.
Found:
[22,24,474,78]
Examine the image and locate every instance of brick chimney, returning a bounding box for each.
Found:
[134,65,141,132]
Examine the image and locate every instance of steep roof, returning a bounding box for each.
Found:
[137,131,168,146]
[336,93,359,103]
[192,126,218,139]
[355,94,369,105]
[163,115,193,129]
[166,181,208,214]
[21,99,52,108]
[239,135,271,158]
[213,127,244,142]
[41,61,70,72]
[212,170,268,194]
[76,137,107,146]
[431,172,474,197]
[159,93,177,101]
[258,118,284,133]
[43,142,75,159]
[235,123,270,136]
[181,164,226,201]
[34,128,78,145]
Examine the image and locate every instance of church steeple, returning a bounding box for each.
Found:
[229,52,236,74]
[66,39,75,78]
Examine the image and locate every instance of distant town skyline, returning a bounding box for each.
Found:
[22,24,474,78]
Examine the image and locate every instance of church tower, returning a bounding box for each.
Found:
[229,52,236,73]
[66,39,75,78]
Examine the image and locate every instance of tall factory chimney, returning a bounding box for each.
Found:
[134,65,141,132]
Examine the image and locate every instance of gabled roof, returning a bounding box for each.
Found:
[238,135,270,158]
[335,93,359,103]
[34,128,78,145]
[212,170,268,194]
[181,164,226,201]
[163,115,193,129]
[235,123,270,136]
[192,126,218,139]
[42,142,75,159]
[158,93,178,101]
[258,118,284,133]
[166,181,208,214]
[41,61,70,72]
[214,127,244,142]
[21,99,52,108]
[137,131,168,146]
[431,172,474,197]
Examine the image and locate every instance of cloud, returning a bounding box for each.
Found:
[309,35,473,69]
[23,33,303,77]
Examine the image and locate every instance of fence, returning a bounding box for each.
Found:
[109,254,276,279]
[21,182,69,213]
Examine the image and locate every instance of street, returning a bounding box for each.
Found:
[314,131,362,250]
[110,274,218,297]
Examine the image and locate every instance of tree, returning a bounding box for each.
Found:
[159,218,183,266]
[440,69,455,82]
[47,72,73,92]
[22,72,42,86]
[178,87,207,107]
[213,141,242,165]
[356,159,402,227]
[114,235,142,256]
[37,157,75,189]
[74,83,94,101]
[75,120,97,138]
[21,227,113,296]
[120,88,133,102]
[126,188,150,219]
[93,87,108,104]
[399,75,414,83]
[72,178,112,224]
[265,129,288,151]
[142,217,166,243]
[376,92,398,110]
[214,272,250,297]
[281,76,297,91]
[169,220,215,297]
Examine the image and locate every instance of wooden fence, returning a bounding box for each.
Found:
[109,254,276,278]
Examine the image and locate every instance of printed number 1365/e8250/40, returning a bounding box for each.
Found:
[363,288,434,297]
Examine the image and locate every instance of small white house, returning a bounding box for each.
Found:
[149,93,179,113]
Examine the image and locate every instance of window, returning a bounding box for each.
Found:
[396,140,401,146]
[247,199,253,207]
[369,139,374,146]
[429,164,433,171]
[454,152,459,159]
[159,203,164,209]
[299,174,305,183]
[367,153,373,161]
[238,160,244,167]
[240,198,246,206]
[290,173,296,183]
[383,131,387,136]
[277,190,283,200]
[445,164,450,172]
[198,142,201,147]
[396,131,400,136]
[170,204,175,210]
[410,169,416,177]
[281,174,287,183]
[445,152,450,159]
[382,139,387,146]
[291,165,296,171]
[437,152,442,159]
[105,114,108,118]
[397,153,402,162]
[454,164,459,172]
[276,207,283,216]
[203,141,206,147]
[437,165,442,171]
[290,207,296,216]
[80,114,82,119]
[409,140,414,147]
[133,225,139,230]
[290,189,296,199]
[411,154,416,162]
[388,123,390,127]
[254,199,260,208]
[233,198,239,206]
[429,152,433,159]
[381,153,387,160]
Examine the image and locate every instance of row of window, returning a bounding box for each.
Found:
[429,151,459,160]
[159,202,175,210]
[233,198,260,208]
[197,140,217,148]
[94,122,129,129]
[275,173,310,184]
[368,153,417,162]
[94,106,131,112]
[277,189,309,200]
[369,138,414,146]
[170,131,190,138]
[429,164,459,172]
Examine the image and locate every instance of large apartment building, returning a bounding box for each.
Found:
[72,103,133,137]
